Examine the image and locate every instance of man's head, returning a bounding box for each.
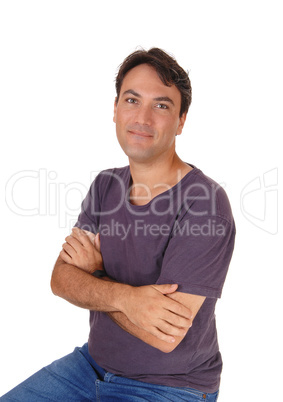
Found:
[113,48,191,164]
[115,48,192,118]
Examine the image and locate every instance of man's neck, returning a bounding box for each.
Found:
[128,153,192,206]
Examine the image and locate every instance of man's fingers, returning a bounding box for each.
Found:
[164,294,193,320]
[158,321,189,337]
[159,315,192,335]
[123,285,193,340]
[151,284,178,295]
[72,227,93,247]
[94,233,101,251]
[60,249,72,264]
[62,242,76,257]
[71,227,88,245]
[65,235,81,251]
[84,230,96,245]
[167,301,193,321]
[151,285,193,320]
[150,327,176,344]
[148,315,191,340]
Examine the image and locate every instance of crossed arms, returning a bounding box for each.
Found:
[51,228,205,353]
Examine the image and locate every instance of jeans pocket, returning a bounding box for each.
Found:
[177,387,219,401]
[176,387,206,401]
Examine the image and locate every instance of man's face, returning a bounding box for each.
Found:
[113,64,186,164]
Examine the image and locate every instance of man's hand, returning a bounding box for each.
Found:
[60,227,103,273]
[58,228,196,346]
[119,283,193,344]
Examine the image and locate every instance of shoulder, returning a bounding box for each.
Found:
[95,165,129,182]
[181,167,234,226]
[90,165,130,193]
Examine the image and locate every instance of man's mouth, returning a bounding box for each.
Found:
[128,130,153,138]
[127,124,155,138]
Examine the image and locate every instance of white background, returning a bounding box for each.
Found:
[0,1,282,400]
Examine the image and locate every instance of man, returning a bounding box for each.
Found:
[1,48,235,401]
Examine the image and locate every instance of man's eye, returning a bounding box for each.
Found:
[156,103,168,109]
[126,98,137,104]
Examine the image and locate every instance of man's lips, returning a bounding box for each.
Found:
[127,124,155,138]
[128,130,153,138]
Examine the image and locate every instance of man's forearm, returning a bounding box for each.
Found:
[52,259,177,352]
[51,256,193,345]
[108,311,180,353]
[51,257,130,312]
[51,261,166,350]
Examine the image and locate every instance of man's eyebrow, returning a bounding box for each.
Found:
[122,90,175,106]
[153,96,175,106]
[122,89,141,98]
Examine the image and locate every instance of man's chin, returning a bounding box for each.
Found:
[127,153,155,164]
[122,146,155,164]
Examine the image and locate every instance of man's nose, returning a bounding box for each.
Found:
[135,104,153,126]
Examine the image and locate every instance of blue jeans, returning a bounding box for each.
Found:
[1,344,219,401]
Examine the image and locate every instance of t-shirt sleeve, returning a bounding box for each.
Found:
[156,215,236,298]
[74,175,101,235]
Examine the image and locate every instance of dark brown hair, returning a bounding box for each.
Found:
[115,48,192,117]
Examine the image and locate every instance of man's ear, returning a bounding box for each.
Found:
[176,113,187,136]
[113,97,118,123]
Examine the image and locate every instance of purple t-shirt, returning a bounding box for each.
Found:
[75,165,235,393]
